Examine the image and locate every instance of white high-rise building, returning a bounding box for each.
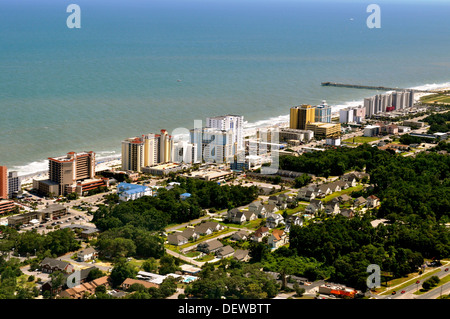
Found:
[172,141,198,164]
[206,115,244,152]
[339,108,354,123]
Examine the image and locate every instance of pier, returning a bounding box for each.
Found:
[321,82,442,94]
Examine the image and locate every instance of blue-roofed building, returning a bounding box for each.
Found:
[180,193,191,201]
[116,183,152,202]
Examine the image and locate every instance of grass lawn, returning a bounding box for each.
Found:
[165,228,236,253]
[414,273,450,295]
[378,268,442,295]
[343,136,380,144]
[321,185,364,202]
[285,205,306,215]
[421,93,450,105]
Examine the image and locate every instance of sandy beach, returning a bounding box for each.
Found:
[20,157,122,186]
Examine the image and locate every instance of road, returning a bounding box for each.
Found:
[379,262,450,299]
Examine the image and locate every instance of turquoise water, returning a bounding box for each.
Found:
[0,0,449,174]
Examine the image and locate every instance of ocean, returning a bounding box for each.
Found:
[0,0,449,175]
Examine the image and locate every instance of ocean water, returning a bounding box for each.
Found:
[0,0,449,175]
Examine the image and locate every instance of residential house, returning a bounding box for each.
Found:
[305,199,324,214]
[354,196,367,207]
[230,230,250,241]
[266,213,285,229]
[315,184,332,198]
[233,249,250,262]
[203,221,224,232]
[181,228,200,241]
[243,211,256,222]
[341,173,358,187]
[366,195,380,208]
[326,182,341,193]
[336,180,349,190]
[297,187,317,201]
[40,257,74,274]
[167,233,188,246]
[194,223,213,236]
[268,195,279,206]
[251,226,270,242]
[77,247,98,262]
[261,204,278,218]
[251,205,266,218]
[337,194,353,203]
[197,239,224,254]
[268,229,288,249]
[194,221,223,236]
[325,202,340,215]
[248,201,263,213]
[340,209,355,218]
[216,245,235,259]
[285,215,303,229]
[227,208,246,224]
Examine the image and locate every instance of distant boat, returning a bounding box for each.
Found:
[177,79,182,82]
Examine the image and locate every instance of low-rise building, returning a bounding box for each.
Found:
[116,182,152,202]
[40,257,74,274]
[77,247,98,262]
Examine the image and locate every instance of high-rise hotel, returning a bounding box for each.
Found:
[34,151,107,196]
[290,104,316,130]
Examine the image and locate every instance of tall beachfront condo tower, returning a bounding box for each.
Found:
[172,141,198,164]
[190,127,234,164]
[314,101,332,123]
[290,104,315,130]
[8,171,21,197]
[0,166,7,199]
[48,151,96,195]
[158,129,174,164]
[143,133,159,167]
[206,115,244,152]
[122,137,145,173]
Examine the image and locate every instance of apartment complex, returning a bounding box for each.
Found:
[206,115,244,152]
[364,90,415,118]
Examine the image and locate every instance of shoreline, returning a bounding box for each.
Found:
[12,81,450,183]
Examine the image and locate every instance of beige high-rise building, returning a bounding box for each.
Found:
[122,129,174,173]
[158,129,173,164]
[290,104,316,130]
[143,133,159,167]
[122,137,145,173]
